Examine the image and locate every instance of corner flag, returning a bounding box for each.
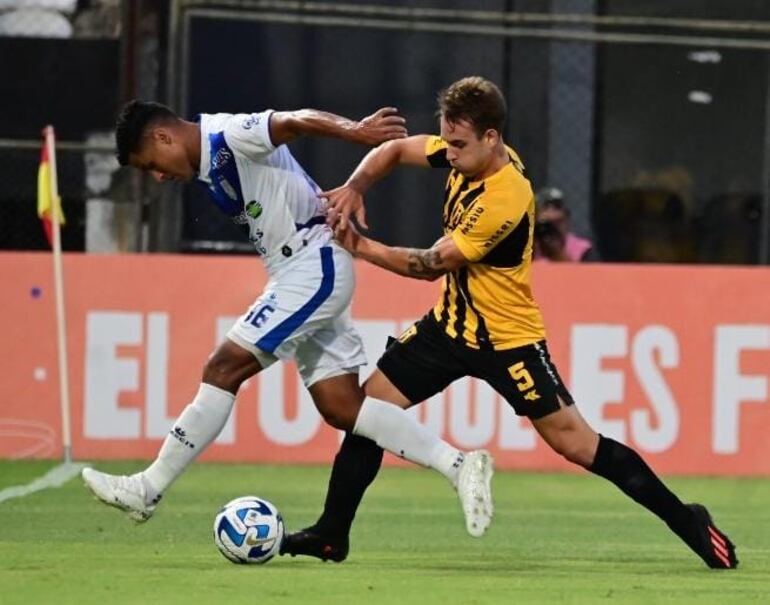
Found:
[37,130,65,246]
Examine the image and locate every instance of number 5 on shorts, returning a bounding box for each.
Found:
[508,361,534,392]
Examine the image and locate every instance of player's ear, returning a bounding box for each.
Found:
[151,127,173,146]
[483,128,498,146]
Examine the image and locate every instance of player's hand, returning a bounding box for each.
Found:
[354,107,407,146]
[333,220,362,255]
[321,184,368,231]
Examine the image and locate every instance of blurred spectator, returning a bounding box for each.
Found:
[73,0,120,38]
[534,187,598,262]
[0,0,75,37]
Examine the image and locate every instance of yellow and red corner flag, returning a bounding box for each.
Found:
[37,128,65,246]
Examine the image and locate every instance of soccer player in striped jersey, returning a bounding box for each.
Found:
[294,76,737,569]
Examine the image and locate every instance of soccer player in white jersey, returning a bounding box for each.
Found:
[81,101,494,560]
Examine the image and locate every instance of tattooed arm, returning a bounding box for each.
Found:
[336,226,468,281]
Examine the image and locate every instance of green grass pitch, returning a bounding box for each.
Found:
[1,460,768,604]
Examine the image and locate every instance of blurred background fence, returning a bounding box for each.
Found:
[1,0,769,264]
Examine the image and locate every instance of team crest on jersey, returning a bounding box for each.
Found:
[241,115,261,130]
[246,200,263,219]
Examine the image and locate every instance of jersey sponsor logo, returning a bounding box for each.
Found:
[459,205,485,235]
[245,200,263,219]
[483,220,514,248]
[212,147,232,170]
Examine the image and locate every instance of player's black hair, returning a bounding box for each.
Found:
[437,76,506,139]
[115,100,178,166]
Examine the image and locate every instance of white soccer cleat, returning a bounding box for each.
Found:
[81,468,157,522]
[456,450,494,538]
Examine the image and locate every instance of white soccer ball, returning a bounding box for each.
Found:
[213,495,284,564]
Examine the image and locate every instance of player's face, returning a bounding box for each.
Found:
[439,116,497,179]
[129,128,194,183]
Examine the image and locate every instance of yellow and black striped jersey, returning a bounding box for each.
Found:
[425,135,546,350]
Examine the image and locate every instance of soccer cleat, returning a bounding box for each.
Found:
[686,503,738,569]
[81,468,157,522]
[456,449,494,538]
[280,526,349,562]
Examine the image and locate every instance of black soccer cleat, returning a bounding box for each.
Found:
[686,503,738,569]
[280,526,349,563]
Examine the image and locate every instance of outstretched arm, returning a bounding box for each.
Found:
[268,107,407,147]
[323,135,432,229]
[336,226,467,281]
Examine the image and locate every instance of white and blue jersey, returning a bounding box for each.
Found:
[197,111,331,273]
[196,110,366,386]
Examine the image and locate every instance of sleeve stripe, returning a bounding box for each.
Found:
[427,147,450,168]
[425,135,451,168]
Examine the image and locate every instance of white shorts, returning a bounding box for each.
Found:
[227,243,367,387]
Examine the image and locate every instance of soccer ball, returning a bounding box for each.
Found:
[213,495,284,564]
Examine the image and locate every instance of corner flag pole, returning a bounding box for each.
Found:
[44,125,73,464]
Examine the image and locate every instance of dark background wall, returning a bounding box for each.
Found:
[2,0,769,263]
[183,10,551,249]
[0,38,119,250]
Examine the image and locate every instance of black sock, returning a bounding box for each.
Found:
[312,432,383,539]
[589,435,694,542]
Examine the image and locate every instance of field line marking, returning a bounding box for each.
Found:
[0,462,86,504]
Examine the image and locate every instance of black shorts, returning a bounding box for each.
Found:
[377,313,574,420]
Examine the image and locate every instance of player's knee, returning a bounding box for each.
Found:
[562,447,593,468]
[550,435,594,467]
[316,402,355,431]
[202,354,242,392]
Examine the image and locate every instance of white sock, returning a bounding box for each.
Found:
[353,398,465,486]
[142,383,235,502]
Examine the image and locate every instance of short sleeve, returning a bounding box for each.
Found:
[450,193,527,262]
[223,110,276,160]
[425,135,451,168]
